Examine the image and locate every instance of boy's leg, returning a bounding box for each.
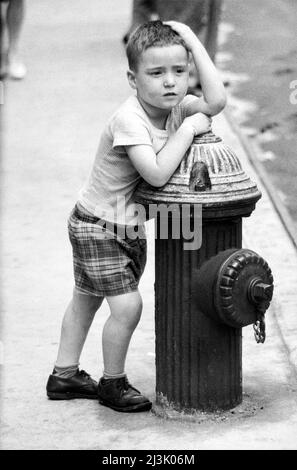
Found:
[55,288,103,367]
[98,290,152,412]
[46,288,103,400]
[7,0,25,55]
[102,290,142,375]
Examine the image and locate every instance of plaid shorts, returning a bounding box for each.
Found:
[68,204,147,297]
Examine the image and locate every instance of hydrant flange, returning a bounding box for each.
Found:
[193,248,274,328]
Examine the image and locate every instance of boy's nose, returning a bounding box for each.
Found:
[164,74,175,87]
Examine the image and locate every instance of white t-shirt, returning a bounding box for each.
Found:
[78,94,196,225]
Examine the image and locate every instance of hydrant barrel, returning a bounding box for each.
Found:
[154,217,243,410]
[135,131,273,412]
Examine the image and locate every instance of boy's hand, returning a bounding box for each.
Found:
[164,21,201,52]
[182,113,212,137]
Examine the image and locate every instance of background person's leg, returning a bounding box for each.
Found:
[155,0,207,36]
[6,0,26,78]
[131,0,157,29]
[123,0,157,44]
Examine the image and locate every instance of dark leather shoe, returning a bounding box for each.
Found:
[46,369,98,400]
[122,33,129,45]
[98,376,152,412]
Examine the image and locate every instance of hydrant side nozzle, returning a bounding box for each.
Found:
[193,248,274,329]
[215,250,274,327]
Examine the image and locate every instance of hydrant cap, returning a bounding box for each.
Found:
[135,131,261,217]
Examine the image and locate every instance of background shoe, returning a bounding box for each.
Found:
[46,369,98,400]
[98,376,152,412]
[7,60,27,80]
[122,33,129,45]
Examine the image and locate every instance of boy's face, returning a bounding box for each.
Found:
[128,45,189,114]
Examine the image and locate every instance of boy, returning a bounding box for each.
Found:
[46,20,226,412]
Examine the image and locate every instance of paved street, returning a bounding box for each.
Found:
[0,0,297,450]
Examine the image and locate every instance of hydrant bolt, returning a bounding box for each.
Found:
[249,278,273,304]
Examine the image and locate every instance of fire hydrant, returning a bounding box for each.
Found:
[135,130,274,412]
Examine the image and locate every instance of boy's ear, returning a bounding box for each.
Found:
[127,70,137,90]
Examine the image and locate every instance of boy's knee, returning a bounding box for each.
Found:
[129,291,143,312]
[107,291,143,326]
[126,291,143,315]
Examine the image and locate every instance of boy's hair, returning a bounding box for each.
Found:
[126,20,188,72]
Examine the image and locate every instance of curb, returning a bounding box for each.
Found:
[223,107,297,251]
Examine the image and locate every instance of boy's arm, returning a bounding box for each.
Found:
[165,21,226,117]
[126,113,211,187]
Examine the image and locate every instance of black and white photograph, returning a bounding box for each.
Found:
[0,0,296,455]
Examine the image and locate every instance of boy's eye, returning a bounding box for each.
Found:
[148,67,186,76]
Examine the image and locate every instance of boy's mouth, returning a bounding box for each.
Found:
[163,92,177,97]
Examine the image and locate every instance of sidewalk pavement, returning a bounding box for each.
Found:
[1,0,296,450]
